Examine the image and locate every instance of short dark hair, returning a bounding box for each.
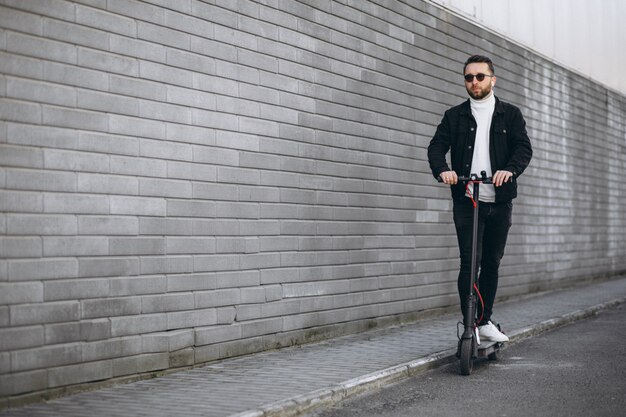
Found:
[463,55,495,75]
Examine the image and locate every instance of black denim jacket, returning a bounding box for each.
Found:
[427,97,533,202]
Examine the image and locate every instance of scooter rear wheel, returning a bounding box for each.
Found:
[459,337,474,375]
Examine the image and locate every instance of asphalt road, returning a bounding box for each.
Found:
[305,304,626,417]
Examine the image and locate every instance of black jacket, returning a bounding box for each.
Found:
[427,96,533,202]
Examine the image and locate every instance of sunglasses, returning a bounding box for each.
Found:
[464,73,494,82]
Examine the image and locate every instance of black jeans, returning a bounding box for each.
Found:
[453,197,512,325]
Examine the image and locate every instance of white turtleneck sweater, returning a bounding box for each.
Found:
[469,91,496,202]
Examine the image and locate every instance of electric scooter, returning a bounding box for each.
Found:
[439,171,505,375]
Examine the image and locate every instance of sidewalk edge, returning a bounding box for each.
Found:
[229,296,626,417]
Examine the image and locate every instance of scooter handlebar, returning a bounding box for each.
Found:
[437,171,493,184]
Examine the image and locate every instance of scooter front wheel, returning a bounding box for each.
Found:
[459,337,474,375]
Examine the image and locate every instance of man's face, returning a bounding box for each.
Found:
[464,62,495,100]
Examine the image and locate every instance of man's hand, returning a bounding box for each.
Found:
[492,170,513,187]
[439,171,458,185]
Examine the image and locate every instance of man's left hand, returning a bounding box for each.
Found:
[492,170,513,187]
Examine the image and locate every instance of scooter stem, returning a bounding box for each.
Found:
[463,180,480,334]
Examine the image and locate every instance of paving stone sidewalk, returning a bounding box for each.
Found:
[2,277,626,417]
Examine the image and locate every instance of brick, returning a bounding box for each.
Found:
[7,77,76,107]
[192,72,238,96]
[169,347,194,367]
[217,95,260,118]
[192,219,239,236]
[6,168,76,192]
[0,236,42,258]
[107,0,166,25]
[190,35,237,63]
[43,17,109,50]
[241,317,283,338]
[191,145,239,168]
[167,273,215,292]
[77,131,138,157]
[166,122,214,147]
[139,100,192,124]
[0,99,41,124]
[216,270,260,288]
[44,277,109,301]
[82,336,142,361]
[110,196,166,216]
[110,74,166,101]
[217,166,261,185]
[110,313,168,337]
[138,21,190,49]
[140,256,194,275]
[140,61,193,88]
[81,296,141,319]
[195,288,240,308]
[79,257,139,278]
[166,237,215,255]
[76,4,136,36]
[10,301,79,326]
[77,173,138,195]
[110,155,167,177]
[217,306,236,324]
[167,307,217,329]
[43,106,108,132]
[216,237,260,254]
[43,193,109,214]
[215,202,260,219]
[0,306,8,326]
[48,359,112,388]
[141,332,168,353]
[195,324,242,345]
[44,60,109,90]
[0,281,43,304]
[141,293,194,314]
[167,161,216,182]
[192,108,239,131]
[77,89,139,115]
[109,237,165,256]
[6,32,76,64]
[8,258,78,282]
[1,3,56,29]
[0,352,9,374]
[166,86,216,113]
[111,33,166,61]
[192,183,237,204]
[0,370,47,397]
[44,322,81,345]
[140,217,193,235]
[167,199,216,218]
[191,1,238,27]
[112,352,169,377]
[139,177,193,198]
[109,275,167,296]
[44,149,109,173]
[0,325,44,351]
[109,114,167,140]
[78,215,138,235]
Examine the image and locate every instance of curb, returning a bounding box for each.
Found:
[230,296,626,417]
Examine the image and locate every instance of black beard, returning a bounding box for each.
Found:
[468,84,492,100]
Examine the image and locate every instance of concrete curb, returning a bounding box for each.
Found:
[229,296,626,417]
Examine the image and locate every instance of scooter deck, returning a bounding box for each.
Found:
[477,340,502,358]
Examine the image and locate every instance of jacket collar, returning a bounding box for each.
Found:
[460,95,505,115]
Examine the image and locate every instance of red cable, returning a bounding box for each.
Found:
[474,282,484,325]
[466,181,477,208]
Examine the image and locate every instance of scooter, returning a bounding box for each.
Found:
[439,171,505,375]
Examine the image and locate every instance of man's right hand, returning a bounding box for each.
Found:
[439,171,458,185]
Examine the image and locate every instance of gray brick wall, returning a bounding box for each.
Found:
[1,0,625,403]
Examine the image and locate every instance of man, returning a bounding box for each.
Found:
[427,55,532,342]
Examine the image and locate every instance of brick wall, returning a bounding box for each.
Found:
[1,0,625,403]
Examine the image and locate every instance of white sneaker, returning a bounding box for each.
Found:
[478,321,509,343]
